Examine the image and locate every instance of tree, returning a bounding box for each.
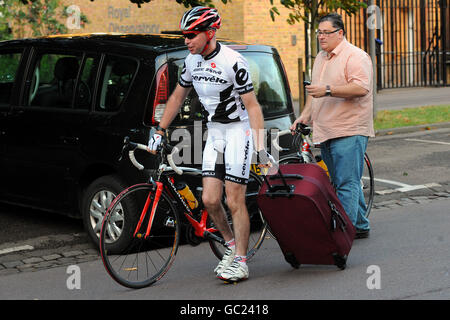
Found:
[125,0,230,8]
[0,0,89,40]
[269,0,367,77]
[18,0,232,9]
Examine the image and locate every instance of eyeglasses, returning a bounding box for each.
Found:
[315,28,341,37]
[182,31,202,40]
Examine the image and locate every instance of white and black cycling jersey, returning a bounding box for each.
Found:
[179,43,254,123]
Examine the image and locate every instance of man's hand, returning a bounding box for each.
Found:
[148,133,163,154]
[257,149,276,168]
[290,116,310,133]
[305,84,327,98]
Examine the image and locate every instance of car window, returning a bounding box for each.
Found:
[75,55,100,110]
[0,51,22,107]
[28,53,82,109]
[167,59,203,126]
[97,55,138,112]
[242,52,290,117]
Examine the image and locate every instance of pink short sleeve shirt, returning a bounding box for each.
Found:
[310,39,375,143]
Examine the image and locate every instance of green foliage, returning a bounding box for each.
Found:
[86,0,230,9]
[268,0,367,75]
[0,0,89,40]
[374,105,450,130]
[269,0,367,26]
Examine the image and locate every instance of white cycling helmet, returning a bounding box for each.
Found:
[179,6,222,32]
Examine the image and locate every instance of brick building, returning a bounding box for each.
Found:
[63,0,305,99]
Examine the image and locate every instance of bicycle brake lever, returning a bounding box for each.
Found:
[296,123,311,135]
[118,136,134,162]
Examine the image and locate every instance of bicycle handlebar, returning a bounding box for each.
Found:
[271,123,314,152]
[122,137,183,175]
[271,129,291,151]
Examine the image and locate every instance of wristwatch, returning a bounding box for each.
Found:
[325,85,331,96]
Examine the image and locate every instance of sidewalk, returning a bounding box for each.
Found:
[376,86,449,111]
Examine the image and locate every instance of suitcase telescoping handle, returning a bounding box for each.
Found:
[261,166,304,197]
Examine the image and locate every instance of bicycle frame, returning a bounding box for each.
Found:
[132,162,223,245]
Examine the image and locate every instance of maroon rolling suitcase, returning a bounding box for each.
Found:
[257,163,355,269]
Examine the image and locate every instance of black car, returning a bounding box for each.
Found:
[0,33,295,247]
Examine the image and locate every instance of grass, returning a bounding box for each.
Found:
[374,105,450,131]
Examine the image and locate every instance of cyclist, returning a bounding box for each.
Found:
[148,6,274,282]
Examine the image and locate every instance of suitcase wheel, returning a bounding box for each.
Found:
[284,252,300,269]
[332,253,347,270]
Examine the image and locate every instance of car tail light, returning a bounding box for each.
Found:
[152,64,169,125]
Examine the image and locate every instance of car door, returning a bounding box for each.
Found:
[3,46,100,212]
[0,46,28,201]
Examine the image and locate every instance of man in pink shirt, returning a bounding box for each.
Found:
[291,13,374,239]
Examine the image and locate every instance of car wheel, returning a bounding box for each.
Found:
[81,175,137,252]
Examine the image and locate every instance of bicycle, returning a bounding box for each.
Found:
[99,137,267,289]
[272,123,375,218]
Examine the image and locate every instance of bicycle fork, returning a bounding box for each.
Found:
[133,182,164,239]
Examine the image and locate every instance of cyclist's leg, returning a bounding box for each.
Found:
[216,122,254,281]
[224,180,249,257]
[202,176,233,242]
[209,171,266,261]
[202,129,234,242]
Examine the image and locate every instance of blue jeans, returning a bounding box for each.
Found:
[320,135,370,231]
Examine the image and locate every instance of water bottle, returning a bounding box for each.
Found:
[176,182,199,210]
[315,155,329,177]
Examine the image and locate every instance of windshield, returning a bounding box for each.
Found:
[241,51,290,118]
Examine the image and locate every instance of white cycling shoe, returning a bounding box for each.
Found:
[214,246,235,276]
[217,261,249,283]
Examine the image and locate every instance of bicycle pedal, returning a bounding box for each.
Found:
[217,277,248,284]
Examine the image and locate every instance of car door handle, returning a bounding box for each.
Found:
[61,136,80,145]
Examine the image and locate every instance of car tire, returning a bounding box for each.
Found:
[81,175,137,252]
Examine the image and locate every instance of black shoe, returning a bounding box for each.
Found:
[355,228,370,239]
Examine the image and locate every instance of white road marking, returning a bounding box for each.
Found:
[369,177,411,188]
[405,138,450,146]
[0,245,34,256]
[375,181,441,195]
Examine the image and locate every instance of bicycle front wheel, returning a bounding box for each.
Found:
[209,171,267,261]
[100,183,180,289]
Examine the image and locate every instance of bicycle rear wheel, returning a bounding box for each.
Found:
[209,171,267,261]
[362,153,375,218]
[100,183,180,289]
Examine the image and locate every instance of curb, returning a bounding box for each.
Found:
[375,121,450,136]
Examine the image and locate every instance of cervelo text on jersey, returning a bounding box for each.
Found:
[179,43,254,124]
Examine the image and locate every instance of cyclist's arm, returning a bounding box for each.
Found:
[240,91,265,152]
[158,84,192,130]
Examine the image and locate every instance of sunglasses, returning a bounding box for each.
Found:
[182,31,202,40]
